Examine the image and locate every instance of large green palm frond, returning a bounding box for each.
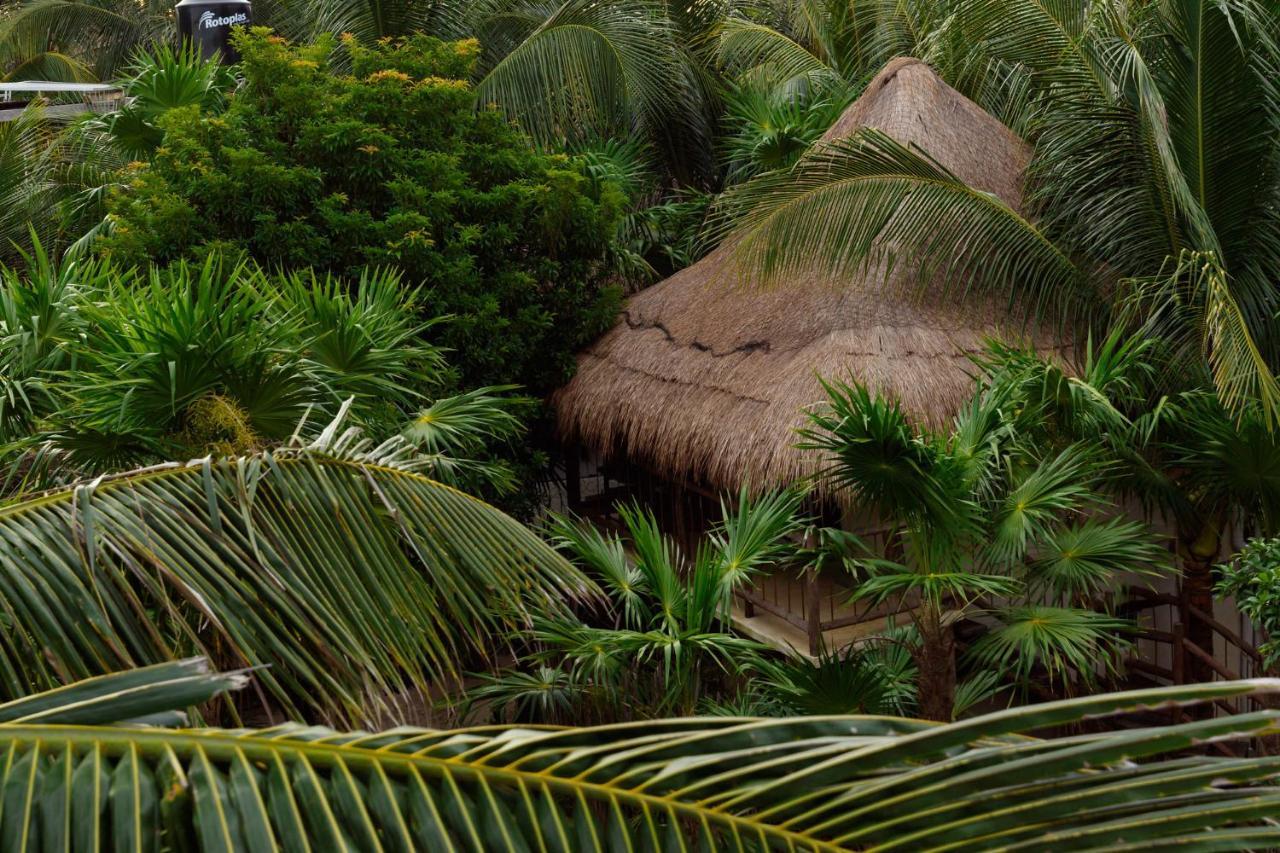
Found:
[470,0,711,174]
[3,673,1279,849]
[717,128,1093,326]
[0,412,591,725]
[298,0,442,42]
[714,14,842,92]
[1114,0,1280,420]
[0,0,169,81]
[0,107,61,258]
[954,0,1280,421]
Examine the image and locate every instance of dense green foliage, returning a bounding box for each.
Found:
[99,30,622,397]
[979,331,1280,680]
[802,373,1169,719]
[468,489,805,724]
[0,6,1277,838]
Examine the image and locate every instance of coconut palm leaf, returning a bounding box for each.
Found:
[1,677,1278,849]
[300,0,442,42]
[715,15,841,91]
[716,129,1093,325]
[0,0,170,82]
[0,410,591,726]
[0,658,244,727]
[471,0,709,161]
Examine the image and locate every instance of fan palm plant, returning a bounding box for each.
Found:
[0,404,592,726]
[92,44,237,159]
[717,0,1280,424]
[0,254,455,481]
[467,488,806,723]
[801,377,1168,720]
[980,330,1280,682]
[5,658,1280,849]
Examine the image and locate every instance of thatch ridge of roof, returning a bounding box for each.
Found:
[553,57,1070,495]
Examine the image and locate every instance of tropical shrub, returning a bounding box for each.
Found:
[1219,537,1280,671]
[0,410,589,725]
[98,29,623,400]
[980,332,1280,681]
[5,659,1280,850]
[96,44,237,159]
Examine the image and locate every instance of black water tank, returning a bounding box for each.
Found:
[176,0,252,63]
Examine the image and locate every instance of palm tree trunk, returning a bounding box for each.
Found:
[914,607,956,722]
[1179,520,1222,684]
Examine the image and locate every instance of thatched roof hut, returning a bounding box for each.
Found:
[554,58,1071,494]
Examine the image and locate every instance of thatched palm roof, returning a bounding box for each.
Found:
[554,57,1070,493]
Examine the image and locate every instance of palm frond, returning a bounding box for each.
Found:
[988,443,1098,562]
[1029,516,1168,598]
[2,677,1278,848]
[716,129,1093,326]
[969,605,1133,688]
[714,14,840,92]
[472,0,707,158]
[801,377,974,533]
[0,411,590,725]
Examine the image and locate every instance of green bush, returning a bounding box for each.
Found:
[1217,537,1280,671]
[99,30,623,399]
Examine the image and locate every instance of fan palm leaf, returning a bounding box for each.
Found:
[0,411,590,725]
[0,677,1278,849]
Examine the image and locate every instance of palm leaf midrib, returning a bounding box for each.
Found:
[0,450,492,518]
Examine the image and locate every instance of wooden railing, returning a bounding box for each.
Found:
[1121,587,1270,721]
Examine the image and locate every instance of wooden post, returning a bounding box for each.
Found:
[1172,622,1186,684]
[1172,622,1186,723]
[564,445,581,509]
[806,574,822,657]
